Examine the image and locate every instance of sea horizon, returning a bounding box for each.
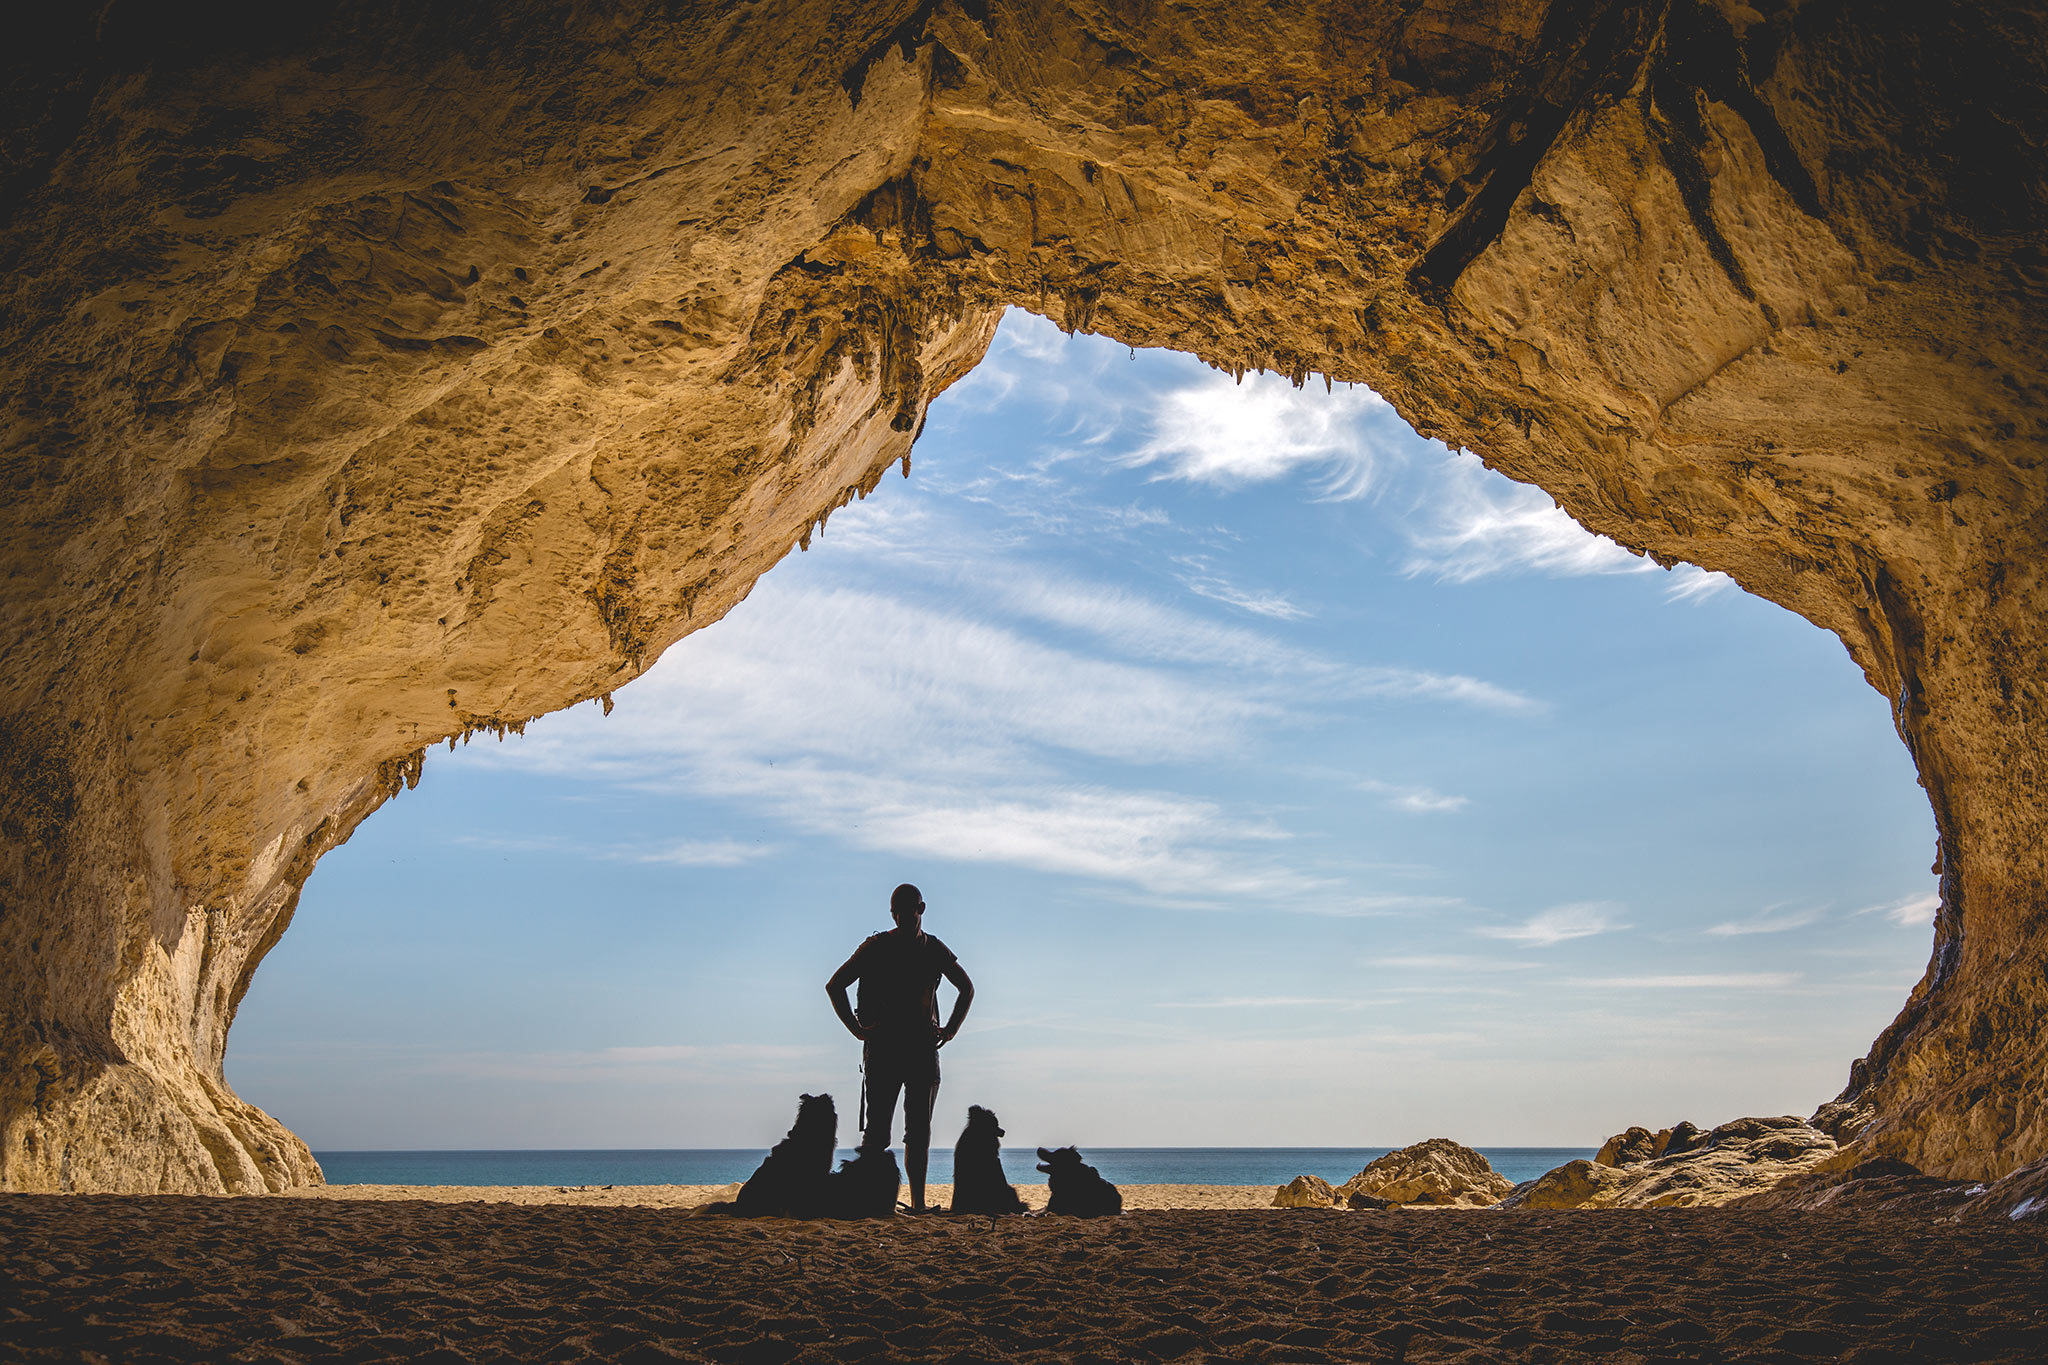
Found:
[313,1146,1598,1189]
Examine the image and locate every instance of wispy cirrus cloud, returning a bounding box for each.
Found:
[1476,902,1630,947]
[417,1042,826,1084]
[1401,450,1734,601]
[633,839,774,868]
[1705,904,1826,937]
[1852,891,1940,927]
[1368,955,1540,973]
[1174,555,1311,620]
[452,832,774,867]
[1154,996,1385,1010]
[1565,973,1803,990]
[460,576,1466,904]
[1358,778,1470,814]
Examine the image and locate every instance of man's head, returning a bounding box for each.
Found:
[890,882,924,932]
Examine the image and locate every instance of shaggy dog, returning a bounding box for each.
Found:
[825,1144,901,1218]
[949,1106,1028,1215]
[697,1093,837,1217]
[1036,1145,1122,1216]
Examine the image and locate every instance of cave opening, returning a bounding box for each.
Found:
[225,310,1938,1172]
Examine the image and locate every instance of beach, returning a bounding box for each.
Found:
[7,1190,2047,1362]
[285,1182,1276,1210]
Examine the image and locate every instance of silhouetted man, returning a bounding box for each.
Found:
[826,883,974,1212]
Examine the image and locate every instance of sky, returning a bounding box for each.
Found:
[228,310,1941,1151]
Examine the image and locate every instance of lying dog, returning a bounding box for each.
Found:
[1036,1145,1122,1216]
[695,1093,837,1218]
[825,1143,901,1218]
[950,1106,1028,1215]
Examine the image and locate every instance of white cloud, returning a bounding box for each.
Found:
[1852,892,1940,928]
[1369,955,1541,972]
[1566,973,1803,990]
[1123,369,1393,499]
[994,574,1299,671]
[1403,451,1649,583]
[1175,557,1311,619]
[1476,902,1629,947]
[1705,905,1825,937]
[1401,450,1731,601]
[1358,778,1470,814]
[1665,563,1736,602]
[450,832,773,867]
[421,1042,825,1083]
[632,839,772,868]
[463,579,1362,902]
[1154,996,1383,1010]
[619,581,1272,770]
[1298,894,1470,917]
[986,572,1535,713]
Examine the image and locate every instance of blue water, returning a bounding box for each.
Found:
[313,1147,1593,1188]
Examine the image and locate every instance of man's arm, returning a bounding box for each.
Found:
[826,953,866,1041]
[937,959,974,1046]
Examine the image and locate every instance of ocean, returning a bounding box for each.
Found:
[313,1147,1594,1188]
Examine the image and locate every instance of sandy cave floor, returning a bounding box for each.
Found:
[4,1193,2048,1363]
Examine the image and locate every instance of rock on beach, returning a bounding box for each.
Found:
[1275,1139,1514,1210]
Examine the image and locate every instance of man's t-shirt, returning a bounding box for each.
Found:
[851,931,956,1048]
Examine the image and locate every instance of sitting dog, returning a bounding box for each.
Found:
[696,1093,837,1218]
[950,1106,1028,1215]
[825,1143,901,1218]
[1036,1145,1122,1216]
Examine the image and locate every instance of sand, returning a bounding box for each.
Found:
[7,1192,2048,1362]
[286,1182,1275,1210]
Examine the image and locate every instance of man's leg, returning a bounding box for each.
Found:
[861,1048,905,1153]
[903,1057,940,1210]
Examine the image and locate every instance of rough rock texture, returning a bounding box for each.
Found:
[1271,1174,1337,1209]
[1507,1115,1839,1209]
[2,2,2045,1190]
[1727,1156,1983,1216]
[1725,1152,2048,1221]
[1594,1119,1713,1166]
[1336,1139,1515,1208]
[1963,1156,2048,1223]
[1594,1126,1662,1167]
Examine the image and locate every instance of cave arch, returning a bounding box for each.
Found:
[1,0,2042,1192]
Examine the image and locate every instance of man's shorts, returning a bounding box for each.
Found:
[861,1039,940,1145]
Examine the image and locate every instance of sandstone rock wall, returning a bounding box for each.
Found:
[3,1,2044,1190]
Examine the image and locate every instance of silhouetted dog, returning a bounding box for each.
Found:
[696,1093,836,1218]
[825,1143,901,1218]
[950,1106,1028,1215]
[1036,1146,1122,1216]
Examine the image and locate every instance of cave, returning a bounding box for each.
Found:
[1,0,2043,1195]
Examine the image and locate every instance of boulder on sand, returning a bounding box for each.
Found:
[1335,1139,1515,1208]
[1272,1174,1336,1208]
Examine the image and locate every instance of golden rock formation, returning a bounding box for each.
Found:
[1513,1116,1840,1209]
[1336,1138,1518,1208]
[2,2,2043,1191]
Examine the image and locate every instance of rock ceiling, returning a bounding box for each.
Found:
[1,1,2042,1192]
